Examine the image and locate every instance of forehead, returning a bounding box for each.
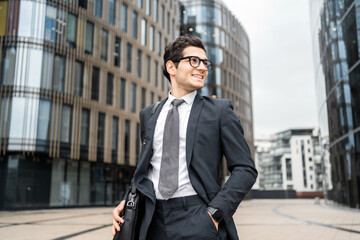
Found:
[182,46,207,58]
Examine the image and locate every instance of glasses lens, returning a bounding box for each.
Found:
[189,57,200,67]
[205,60,212,70]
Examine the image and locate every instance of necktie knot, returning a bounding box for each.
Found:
[172,99,185,108]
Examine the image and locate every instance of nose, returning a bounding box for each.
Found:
[198,60,208,71]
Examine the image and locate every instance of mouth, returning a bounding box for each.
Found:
[192,74,204,80]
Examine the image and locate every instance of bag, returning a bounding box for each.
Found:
[113,184,145,240]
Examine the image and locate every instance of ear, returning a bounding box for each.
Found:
[166,60,176,77]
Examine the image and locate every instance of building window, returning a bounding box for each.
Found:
[167,12,170,34]
[120,78,126,109]
[132,11,138,39]
[154,0,158,22]
[114,36,121,67]
[137,50,142,78]
[74,61,83,96]
[85,21,94,54]
[97,112,105,162]
[101,29,108,61]
[94,0,102,18]
[91,67,100,101]
[37,100,51,141]
[121,3,128,32]
[141,18,147,46]
[147,55,151,83]
[131,83,137,113]
[107,72,114,105]
[80,108,90,147]
[155,61,158,87]
[127,43,132,72]
[60,105,72,143]
[53,54,65,92]
[44,5,57,42]
[150,26,154,51]
[79,0,87,9]
[309,157,312,162]
[138,0,143,9]
[286,158,292,180]
[161,5,165,28]
[157,32,161,56]
[124,120,130,164]
[146,0,151,16]
[151,92,154,104]
[112,116,119,163]
[109,0,115,25]
[141,87,146,109]
[66,13,77,47]
[1,47,16,85]
[136,123,140,163]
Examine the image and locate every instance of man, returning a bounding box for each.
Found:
[112,34,257,240]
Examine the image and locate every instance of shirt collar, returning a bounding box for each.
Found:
[168,90,197,105]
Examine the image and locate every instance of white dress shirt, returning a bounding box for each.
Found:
[147,91,198,199]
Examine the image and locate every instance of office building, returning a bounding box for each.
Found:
[0,0,178,209]
[257,128,328,194]
[310,0,360,208]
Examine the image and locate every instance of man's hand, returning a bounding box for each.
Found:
[112,200,125,236]
[207,211,219,231]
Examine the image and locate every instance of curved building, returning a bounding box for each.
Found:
[310,0,360,208]
[0,0,178,209]
[179,0,254,166]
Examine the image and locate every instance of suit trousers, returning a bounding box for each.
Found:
[146,195,226,240]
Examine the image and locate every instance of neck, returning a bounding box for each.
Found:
[170,88,193,98]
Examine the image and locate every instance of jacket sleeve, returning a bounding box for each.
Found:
[208,100,257,224]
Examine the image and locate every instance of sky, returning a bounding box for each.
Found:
[222,0,318,138]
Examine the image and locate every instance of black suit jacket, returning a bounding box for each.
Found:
[133,93,257,240]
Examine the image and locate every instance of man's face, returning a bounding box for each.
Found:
[172,46,208,93]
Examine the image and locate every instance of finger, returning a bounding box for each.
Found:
[113,218,121,232]
[112,224,116,236]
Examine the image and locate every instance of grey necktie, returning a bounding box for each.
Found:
[158,99,185,199]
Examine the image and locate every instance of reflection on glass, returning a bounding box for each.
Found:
[80,109,90,146]
[150,26,154,51]
[44,5,57,41]
[120,78,126,109]
[127,43,132,73]
[53,54,65,92]
[18,1,46,39]
[132,11,138,39]
[121,3,128,32]
[37,100,51,140]
[91,67,100,101]
[41,50,54,90]
[1,47,16,85]
[101,29,108,61]
[141,18,147,46]
[131,83,137,113]
[106,72,114,105]
[85,21,94,54]
[60,105,72,143]
[114,36,121,67]
[74,61,83,96]
[67,13,77,46]
[0,98,9,138]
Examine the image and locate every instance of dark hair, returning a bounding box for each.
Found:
[162,34,206,82]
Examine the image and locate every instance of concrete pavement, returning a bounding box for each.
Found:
[0,199,359,240]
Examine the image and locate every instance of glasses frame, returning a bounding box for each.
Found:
[173,56,213,71]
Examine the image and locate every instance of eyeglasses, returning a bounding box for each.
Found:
[173,56,213,71]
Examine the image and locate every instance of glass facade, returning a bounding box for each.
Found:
[310,0,360,208]
[0,0,177,209]
[179,0,255,159]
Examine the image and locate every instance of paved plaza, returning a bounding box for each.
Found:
[0,199,359,240]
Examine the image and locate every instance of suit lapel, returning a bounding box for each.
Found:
[186,93,204,167]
